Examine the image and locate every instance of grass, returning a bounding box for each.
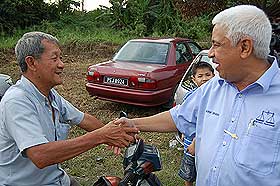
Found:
[0,27,133,49]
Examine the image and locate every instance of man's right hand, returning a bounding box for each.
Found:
[95,120,139,148]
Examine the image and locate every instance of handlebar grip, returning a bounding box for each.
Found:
[119,171,137,186]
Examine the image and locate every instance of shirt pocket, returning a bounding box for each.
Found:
[56,122,70,140]
[234,126,280,175]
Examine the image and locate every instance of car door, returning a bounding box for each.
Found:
[175,42,194,80]
[187,42,202,56]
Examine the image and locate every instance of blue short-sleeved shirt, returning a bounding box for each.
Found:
[170,59,280,186]
[0,76,84,186]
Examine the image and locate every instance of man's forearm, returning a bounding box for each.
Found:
[26,119,139,169]
[133,111,177,132]
[26,130,104,169]
[79,113,104,132]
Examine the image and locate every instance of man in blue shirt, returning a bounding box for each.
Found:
[0,32,138,186]
[115,5,280,186]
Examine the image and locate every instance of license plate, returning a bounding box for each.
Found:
[104,76,128,86]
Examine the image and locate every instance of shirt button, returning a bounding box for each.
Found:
[231,118,235,122]
[213,167,217,171]
[239,94,242,98]
[222,141,227,146]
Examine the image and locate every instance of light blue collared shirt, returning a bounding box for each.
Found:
[0,76,84,186]
[170,58,280,186]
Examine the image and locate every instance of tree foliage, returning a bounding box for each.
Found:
[96,0,159,36]
[0,0,80,35]
[1,0,279,40]
[97,0,188,36]
[174,0,280,20]
[174,0,227,19]
[227,0,280,19]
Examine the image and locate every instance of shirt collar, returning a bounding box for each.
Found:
[255,56,278,93]
[20,76,54,104]
[217,56,279,93]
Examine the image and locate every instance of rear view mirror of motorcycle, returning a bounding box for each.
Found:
[119,111,128,118]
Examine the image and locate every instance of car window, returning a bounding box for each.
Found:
[181,63,197,91]
[188,42,202,55]
[176,43,193,64]
[200,55,211,63]
[180,53,217,92]
[113,41,169,64]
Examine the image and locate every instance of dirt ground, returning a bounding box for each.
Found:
[0,43,182,185]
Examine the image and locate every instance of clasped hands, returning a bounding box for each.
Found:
[104,117,139,155]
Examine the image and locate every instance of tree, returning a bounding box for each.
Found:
[228,0,280,19]
[0,0,81,35]
[174,0,280,20]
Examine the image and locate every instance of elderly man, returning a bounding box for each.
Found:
[0,32,138,186]
[115,5,280,186]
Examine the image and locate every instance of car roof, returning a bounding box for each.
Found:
[129,38,192,44]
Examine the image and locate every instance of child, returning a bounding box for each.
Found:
[178,61,214,186]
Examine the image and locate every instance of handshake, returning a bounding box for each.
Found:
[94,110,172,154]
[96,112,140,154]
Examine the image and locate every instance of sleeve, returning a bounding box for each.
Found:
[169,88,202,138]
[52,90,84,126]
[3,98,49,152]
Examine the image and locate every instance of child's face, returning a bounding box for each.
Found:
[192,67,214,87]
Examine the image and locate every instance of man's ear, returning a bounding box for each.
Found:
[240,37,253,59]
[25,56,37,71]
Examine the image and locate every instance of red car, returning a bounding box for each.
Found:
[86,38,202,107]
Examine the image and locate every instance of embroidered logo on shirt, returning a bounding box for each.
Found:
[206,110,220,116]
[254,110,275,127]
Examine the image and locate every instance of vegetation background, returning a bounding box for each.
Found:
[0,0,279,185]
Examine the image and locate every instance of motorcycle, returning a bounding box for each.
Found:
[93,112,162,186]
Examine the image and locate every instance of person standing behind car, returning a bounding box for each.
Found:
[114,5,280,186]
[0,31,138,186]
[178,62,214,186]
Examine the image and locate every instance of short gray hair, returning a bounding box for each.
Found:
[15,32,60,72]
[212,5,272,59]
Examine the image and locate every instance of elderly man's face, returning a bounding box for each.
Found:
[208,25,242,82]
[35,39,64,88]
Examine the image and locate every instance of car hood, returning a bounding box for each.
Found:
[93,60,166,74]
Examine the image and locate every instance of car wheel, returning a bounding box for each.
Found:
[162,84,179,109]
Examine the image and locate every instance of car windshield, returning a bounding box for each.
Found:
[113,41,169,64]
